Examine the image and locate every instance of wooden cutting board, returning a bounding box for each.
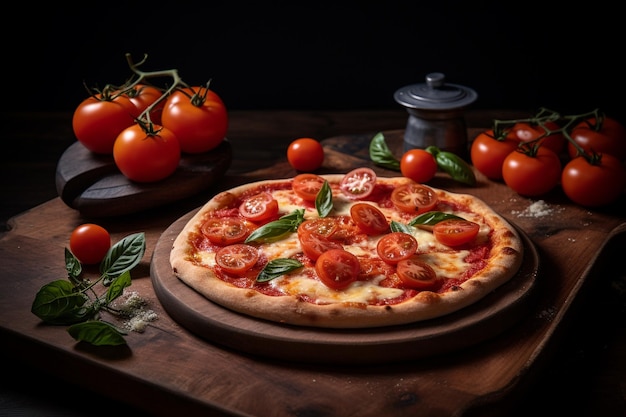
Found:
[55,139,232,218]
[151,210,540,364]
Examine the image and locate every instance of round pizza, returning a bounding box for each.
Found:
[170,168,524,328]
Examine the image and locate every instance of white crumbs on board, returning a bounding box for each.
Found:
[511,199,563,218]
[113,290,159,333]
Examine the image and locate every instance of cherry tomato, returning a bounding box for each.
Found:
[124,84,164,125]
[396,256,441,291]
[400,149,438,183]
[298,229,343,261]
[201,217,253,245]
[340,167,377,200]
[298,218,338,238]
[561,154,626,207]
[72,93,138,154]
[470,130,519,180]
[390,183,438,214]
[238,191,279,222]
[432,219,480,246]
[292,173,326,201]
[502,147,562,197]
[315,249,360,290]
[350,203,389,235]
[161,86,228,154]
[113,124,181,183]
[568,116,626,161]
[69,223,111,265]
[215,244,260,275]
[287,138,325,172]
[376,232,418,265]
[512,121,566,155]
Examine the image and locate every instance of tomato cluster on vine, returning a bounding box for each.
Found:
[71,54,228,183]
[470,108,626,207]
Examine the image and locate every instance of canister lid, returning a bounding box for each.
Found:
[394,72,478,110]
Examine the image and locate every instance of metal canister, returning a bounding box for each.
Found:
[394,72,477,158]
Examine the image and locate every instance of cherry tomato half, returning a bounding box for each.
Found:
[340,167,377,200]
[292,173,326,201]
[400,149,438,183]
[470,129,519,180]
[396,256,441,291]
[239,191,279,222]
[72,94,138,154]
[201,217,253,245]
[298,218,338,238]
[561,154,626,207]
[161,86,228,154]
[350,203,389,235]
[432,219,480,246]
[376,232,418,265]
[215,244,260,275]
[69,223,111,265]
[390,183,438,214]
[568,116,626,161]
[287,138,325,172]
[502,147,562,197]
[113,124,181,183]
[298,229,343,261]
[315,249,360,290]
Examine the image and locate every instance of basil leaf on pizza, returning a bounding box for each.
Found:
[170,174,524,329]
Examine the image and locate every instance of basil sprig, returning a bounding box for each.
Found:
[257,258,303,282]
[369,132,401,170]
[315,180,333,217]
[245,209,305,243]
[31,232,147,346]
[409,211,465,230]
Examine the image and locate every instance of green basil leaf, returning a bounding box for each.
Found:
[426,146,476,186]
[64,248,82,281]
[105,271,132,304]
[101,232,146,286]
[390,220,414,234]
[245,209,305,243]
[316,180,333,218]
[67,320,127,346]
[257,258,303,282]
[369,132,401,170]
[408,211,465,230]
[31,280,92,325]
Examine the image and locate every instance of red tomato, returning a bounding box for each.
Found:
[298,218,338,238]
[287,138,325,172]
[69,223,111,265]
[568,116,626,161]
[340,167,377,200]
[396,256,441,291]
[315,249,360,290]
[298,229,343,261]
[161,86,228,154]
[72,93,138,154]
[470,130,519,180]
[124,84,164,125]
[238,192,279,222]
[201,217,253,245]
[561,154,626,207]
[390,183,438,214]
[350,203,389,235]
[502,147,562,197]
[215,244,260,275]
[292,173,326,201]
[376,232,418,265]
[400,149,438,183]
[113,124,181,183]
[512,121,566,155]
[432,219,480,246]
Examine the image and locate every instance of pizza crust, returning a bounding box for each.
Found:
[170,175,524,328]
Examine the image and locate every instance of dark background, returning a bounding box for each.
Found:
[4,1,624,122]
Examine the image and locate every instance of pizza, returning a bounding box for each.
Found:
[169,168,524,328]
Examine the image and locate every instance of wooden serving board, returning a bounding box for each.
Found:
[151,208,540,364]
[55,139,232,218]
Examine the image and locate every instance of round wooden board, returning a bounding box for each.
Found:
[151,209,540,365]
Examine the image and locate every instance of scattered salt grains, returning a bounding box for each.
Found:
[511,200,562,218]
[113,290,158,333]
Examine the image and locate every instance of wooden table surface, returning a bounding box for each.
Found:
[1,110,625,417]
